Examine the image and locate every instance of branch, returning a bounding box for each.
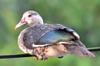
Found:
[0,47,100,59]
[0,54,33,59]
[88,47,100,51]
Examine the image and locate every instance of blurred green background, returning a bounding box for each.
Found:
[0,0,100,66]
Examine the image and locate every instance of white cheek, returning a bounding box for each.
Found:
[25,17,33,24]
[27,19,33,25]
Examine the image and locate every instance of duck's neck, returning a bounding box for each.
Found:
[28,20,44,27]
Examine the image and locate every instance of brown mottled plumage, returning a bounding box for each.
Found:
[15,10,95,60]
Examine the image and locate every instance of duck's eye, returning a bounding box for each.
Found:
[28,14,32,17]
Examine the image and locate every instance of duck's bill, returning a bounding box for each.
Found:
[15,22,25,30]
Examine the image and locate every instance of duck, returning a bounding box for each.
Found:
[15,10,95,60]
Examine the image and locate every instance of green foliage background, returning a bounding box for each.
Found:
[0,0,100,66]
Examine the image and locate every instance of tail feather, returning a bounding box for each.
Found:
[69,46,95,57]
[64,40,95,57]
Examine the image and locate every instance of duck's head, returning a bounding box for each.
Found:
[15,10,43,29]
